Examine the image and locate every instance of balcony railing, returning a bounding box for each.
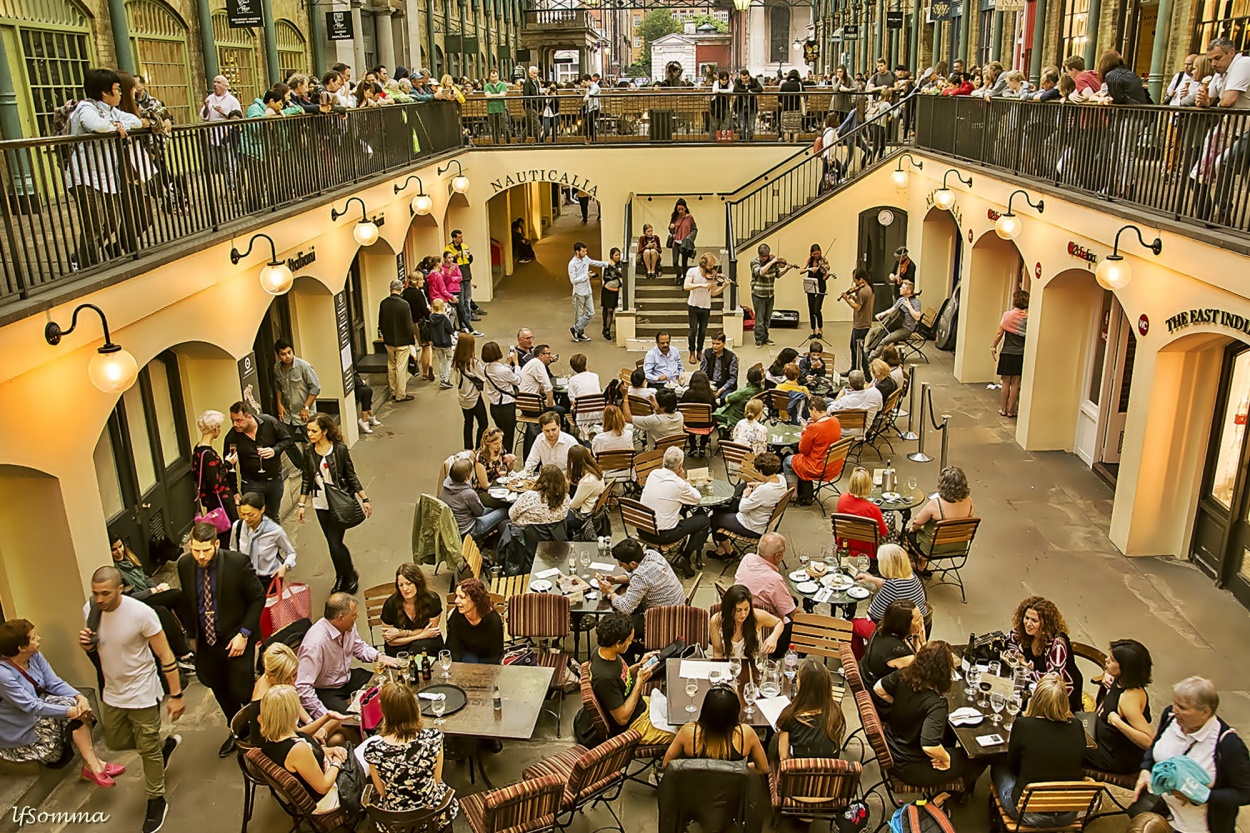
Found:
[914,95,1250,234]
[522,8,595,27]
[460,89,884,145]
[0,101,462,307]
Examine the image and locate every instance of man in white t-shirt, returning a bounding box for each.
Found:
[81,566,184,833]
[638,447,709,578]
[1202,38,1250,110]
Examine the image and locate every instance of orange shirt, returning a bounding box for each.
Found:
[790,415,843,481]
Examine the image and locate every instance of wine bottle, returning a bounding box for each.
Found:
[962,632,975,676]
[493,684,503,713]
[422,654,432,682]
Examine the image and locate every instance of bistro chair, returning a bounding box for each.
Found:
[572,393,606,436]
[899,307,939,364]
[617,498,685,567]
[231,709,265,833]
[854,690,970,809]
[460,774,565,833]
[514,392,547,455]
[595,449,635,495]
[770,758,863,827]
[677,402,716,455]
[363,582,397,648]
[713,486,796,576]
[811,436,856,514]
[854,390,903,462]
[1070,642,1108,713]
[833,408,869,438]
[830,513,882,562]
[990,781,1106,833]
[789,612,853,680]
[719,440,755,484]
[630,448,666,489]
[460,535,484,582]
[653,432,687,453]
[243,747,354,833]
[643,605,710,653]
[362,785,455,833]
[578,663,669,781]
[508,592,574,736]
[627,394,654,416]
[521,730,641,833]
[837,644,868,760]
[905,517,981,603]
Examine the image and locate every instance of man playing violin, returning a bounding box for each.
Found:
[749,243,798,348]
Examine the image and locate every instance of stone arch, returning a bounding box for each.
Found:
[917,205,961,309]
[125,0,194,123]
[211,9,265,105]
[954,231,1024,383]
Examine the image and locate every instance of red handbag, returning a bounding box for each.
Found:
[260,577,312,641]
[360,686,383,731]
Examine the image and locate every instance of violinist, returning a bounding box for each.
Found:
[750,243,798,348]
[802,243,831,339]
[840,268,875,373]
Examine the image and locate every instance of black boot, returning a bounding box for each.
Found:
[341,571,359,595]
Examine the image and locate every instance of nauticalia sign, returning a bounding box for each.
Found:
[490,170,598,196]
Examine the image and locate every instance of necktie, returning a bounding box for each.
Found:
[202,568,217,646]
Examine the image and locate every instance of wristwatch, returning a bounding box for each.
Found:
[169,692,184,699]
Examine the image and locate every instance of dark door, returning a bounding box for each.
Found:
[1191,343,1250,610]
[345,257,368,359]
[251,295,293,418]
[99,352,195,568]
[857,206,909,315]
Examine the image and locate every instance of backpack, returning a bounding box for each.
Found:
[573,707,603,746]
[51,100,79,137]
[889,801,956,833]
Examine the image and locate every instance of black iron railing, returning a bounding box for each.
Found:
[726,95,916,251]
[0,100,462,305]
[460,89,885,145]
[914,95,1250,234]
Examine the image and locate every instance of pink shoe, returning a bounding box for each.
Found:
[103,762,126,777]
[81,766,116,787]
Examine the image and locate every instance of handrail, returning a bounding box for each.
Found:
[623,192,635,313]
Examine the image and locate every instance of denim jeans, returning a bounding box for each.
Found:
[688,305,711,354]
[752,293,775,346]
[572,293,595,333]
[473,506,509,537]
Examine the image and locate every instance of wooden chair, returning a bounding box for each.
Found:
[231,709,265,833]
[719,440,755,484]
[627,394,654,416]
[789,612,853,666]
[461,535,484,581]
[514,391,547,455]
[905,517,981,603]
[737,459,766,484]
[364,582,394,647]
[811,436,856,514]
[763,389,792,422]
[899,307,939,364]
[631,448,666,489]
[770,758,863,826]
[508,592,574,736]
[617,498,684,564]
[990,781,1106,833]
[714,487,796,576]
[460,774,565,833]
[677,402,716,455]
[362,784,455,833]
[521,731,641,832]
[830,513,882,562]
[643,604,710,653]
[572,393,606,436]
[243,747,354,833]
[855,389,903,462]
[1070,642,1108,714]
[684,572,703,607]
[855,690,970,809]
[653,432,687,453]
[832,408,869,438]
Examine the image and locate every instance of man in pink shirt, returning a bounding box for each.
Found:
[295,593,401,719]
[733,532,795,656]
[1062,55,1102,95]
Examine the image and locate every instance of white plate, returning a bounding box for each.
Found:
[788,569,810,582]
[488,487,511,499]
[529,579,553,593]
[882,491,901,501]
[823,574,854,590]
[847,586,870,599]
[796,581,820,594]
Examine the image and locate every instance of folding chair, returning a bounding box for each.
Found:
[789,612,853,688]
[761,389,792,422]
[522,731,641,832]
[364,582,393,647]
[653,432,687,453]
[617,498,685,565]
[572,393,606,437]
[832,408,869,439]
[460,535,484,581]
[770,759,863,827]
[899,308,938,364]
[643,604,710,652]
[830,513,882,562]
[515,392,547,456]
[713,487,795,576]
[508,592,574,736]
[990,781,1106,833]
[905,517,981,603]
[460,774,565,833]
[677,402,716,456]
[627,394,654,416]
[855,390,903,462]
[811,436,855,514]
[719,441,755,485]
[631,448,666,489]
[596,449,635,498]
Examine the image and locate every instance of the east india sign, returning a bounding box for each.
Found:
[491,170,597,196]
[1165,307,1250,337]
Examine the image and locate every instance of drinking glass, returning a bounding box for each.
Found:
[579,549,592,577]
[798,550,810,568]
[685,679,700,714]
[823,550,837,570]
[568,552,578,574]
[438,650,452,680]
[397,652,411,684]
[987,660,1002,679]
[1005,693,1022,730]
[907,476,918,492]
[965,665,981,699]
[760,663,781,698]
[978,680,993,708]
[743,682,760,717]
[783,648,799,682]
[430,693,447,726]
[990,692,1006,725]
[856,554,871,575]
[728,656,742,685]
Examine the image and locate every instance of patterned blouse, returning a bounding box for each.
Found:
[192,445,234,511]
[362,730,459,820]
[732,419,769,456]
[508,490,571,526]
[476,450,510,484]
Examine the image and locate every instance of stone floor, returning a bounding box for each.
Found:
[15,208,1250,833]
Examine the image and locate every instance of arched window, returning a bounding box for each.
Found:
[0,0,95,136]
[275,19,309,80]
[126,0,193,123]
[212,10,264,108]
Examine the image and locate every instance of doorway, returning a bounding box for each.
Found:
[250,295,293,418]
[857,206,909,315]
[1074,292,1135,481]
[1191,342,1250,609]
[95,351,195,565]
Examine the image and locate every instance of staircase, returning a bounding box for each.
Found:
[633,266,724,341]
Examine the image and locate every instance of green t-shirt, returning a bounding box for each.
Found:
[485,81,509,114]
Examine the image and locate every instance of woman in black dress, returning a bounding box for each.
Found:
[380,563,444,658]
[297,414,371,595]
[1084,639,1154,774]
[601,247,623,340]
[445,578,503,664]
[776,659,844,760]
[863,599,925,702]
[801,244,830,338]
[991,291,1029,418]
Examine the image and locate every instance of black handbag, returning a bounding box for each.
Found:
[324,483,366,528]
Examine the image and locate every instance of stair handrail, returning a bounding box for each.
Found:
[623,192,635,313]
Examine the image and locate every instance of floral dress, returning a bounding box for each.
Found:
[732,419,769,456]
[192,444,238,525]
[363,730,459,821]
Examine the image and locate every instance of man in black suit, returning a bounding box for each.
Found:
[379,279,416,402]
[178,522,264,758]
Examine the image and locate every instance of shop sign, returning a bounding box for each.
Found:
[996,0,1024,10]
[335,291,354,395]
[987,208,1001,220]
[287,249,317,272]
[326,11,354,40]
[226,0,263,28]
[930,1,954,21]
[238,352,259,400]
[886,11,904,28]
[1165,307,1250,338]
[1138,314,1150,337]
[396,252,406,284]
[490,170,597,196]
[843,24,860,37]
[1034,262,1042,278]
[1067,241,1097,264]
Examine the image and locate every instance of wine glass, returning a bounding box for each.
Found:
[783,648,799,682]
[579,549,592,578]
[855,554,871,575]
[990,691,1006,725]
[798,550,810,569]
[438,650,452,680]
[708,668,724,688]
[1005,693,1022,730]
[743,682,760,717]
[965,665,981,699]
[728,656,742,685]
[978,680,993,708]
[397,652,410,683]
[907,475,918,492]
[685,678,699,714]
[430,693,447,726]
[568,551,578,574]
[987,660,1002,679]
[823,549,837,570]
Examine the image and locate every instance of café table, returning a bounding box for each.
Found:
[689,478,736,507]
[869,484,927,540]
[410,661,554,786]
[785,564,876,617]
[531,541,619,659]
[664,658,793,732]
[766,423,803,450]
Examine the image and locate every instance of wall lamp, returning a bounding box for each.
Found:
[1096,224,1162,291]
[436,158,470,194]
[890,153,924,189]
[933,169,972,211]
[994,189,1045,241]
[331,197,380,246]
[394,174,433,215]
[230,232,294,296]
[45,304,139,394]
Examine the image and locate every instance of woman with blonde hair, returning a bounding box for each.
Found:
[258,686,353,809]
[684,250,727,364]
[364,683,458,820]
[1009,596,1084,712]
[852,544,929,657]
[835,466,888,561]
[731,398,768,456]
[991,674,1086,824]
[240,644,344,745]
[191,409,237,543]
[435,74,465,103]
[591,405,634,453]
[870,358,898,402]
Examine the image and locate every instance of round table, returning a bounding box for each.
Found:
[870,485,927,540]
[785,566,876,617]
[690,479,735,507]
[766,423,803,449]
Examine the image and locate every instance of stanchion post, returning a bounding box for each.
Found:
[938,415,951,471]
[907,382,933,463]
[900,362,920,441]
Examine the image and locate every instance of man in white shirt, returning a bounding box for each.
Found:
[623,387,685,451]
[566,353,602,401]
[639,447,709,577]
[643,331,684,385]
[200,75,240,185]
[1164,54,1197,105]
[518,344,567,457]
[331,63,356,107]
[1201,38,1250,110]
[524,411,579,473]
[829,369,884,429]
[568,241,608,343]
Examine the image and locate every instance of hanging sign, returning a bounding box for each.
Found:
[886,11,904,29]
[335,291,354,394]
[226,0,263,28]
[238,352,259,400]
[1138,315,1150,337]
[396,252,407,285]
[930,1,954,20]
[326,11,354,40]
[843,24,860,37]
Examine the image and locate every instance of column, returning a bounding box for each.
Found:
[309,0,325,75]
[197,0,220,80]
[427,0,438,73]
[376,7,396,70]
[1146,0,1173,103]
[260,0,281,84]
[909,0,921,70]
[874,0,885,65]
[0,26,24,139]
[1028,0,1046,86]
[960,0,974,65]
[351,0,367,77]
[107,0,136,74]
[1082,0,1102,67]
[991,10,1003,63]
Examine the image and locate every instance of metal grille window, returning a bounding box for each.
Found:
[275,18,309,79]
[21,28,92,136]
[1193,0,1250,51]
[126,0,193,124]
[770,5,791,63]
[978,7,993,65]
[1058,0,1090,60]
[212,11,263,108]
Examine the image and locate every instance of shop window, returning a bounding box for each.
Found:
[276,18,309,80]
[123,384,158,492]
[212,11,264,107]
[1209,350,1250,510]
[147,357,184,467]
[770,5,791,63]
[94,429,125,520]
[978,6,994,66]
[126,0,193,124]
[1193,0,1250,52]
[18,20,93,137]
[1058,0,1090,60]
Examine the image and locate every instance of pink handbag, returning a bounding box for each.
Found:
[194,450,233,533]
[360,686,383,731]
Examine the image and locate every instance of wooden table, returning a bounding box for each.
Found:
[664,658,792,730]
[941,673,1096,759]
[766,423,804,449]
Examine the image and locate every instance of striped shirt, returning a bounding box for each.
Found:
[868,576,929,621]
[610,549,685,615]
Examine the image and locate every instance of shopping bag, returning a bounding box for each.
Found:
[260,577,312,641]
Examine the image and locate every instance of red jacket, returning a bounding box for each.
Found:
[790,416,843,481]
[942,81,973,96]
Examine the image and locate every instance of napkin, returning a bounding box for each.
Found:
[650,691,679,734]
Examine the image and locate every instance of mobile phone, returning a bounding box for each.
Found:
[642,656,659,671]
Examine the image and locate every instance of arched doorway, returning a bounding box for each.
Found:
[956,231,1023,383]
[4,0,95,135]
[276,18,309,79]
[212,10,265,106]
[856,205,908,315]
[918,206,960,305]
[126,0,194,123]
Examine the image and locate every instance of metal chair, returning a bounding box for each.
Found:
[905,517,981,603]
[789,612,853,666]
[854,389,903,462]
[854,690,970,811]
[770,758,864,827]
[459,774,565,833]
[836,644,868,760]
[899,307,938,364]
[508,592,574,736]
[460,535,484,581]
[719,440,754,484]
[832,408,869,438]
[521,731,641,833]
[684,572,703,606]
[631,448,666,489]
[617,498,685,564]
[831,513,883,562]
[990,781,1106,833]
[362,785,455,833]
[364,582,394,647]
[230,709,265,833]
[1071,642,1108,713]
[677,402,716,455]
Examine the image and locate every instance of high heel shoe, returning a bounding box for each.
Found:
[81,766,116,787]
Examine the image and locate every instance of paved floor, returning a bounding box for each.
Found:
[16,209,1250,833]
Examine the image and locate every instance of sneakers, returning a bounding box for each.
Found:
[368,415,382,426]
[175,654,196,673]
[161,734,181,769]
[143,797,168,833]
[470,330,485,338]
[358,418,373,434]
[439,381,453,390]
[570,326,578,341]
[573,330,592,343]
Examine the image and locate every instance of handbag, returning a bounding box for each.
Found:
[359,686,384,731]
[325,483,366,528]
[260,577,312,641]
[502,645,537,666]
[193,449,233,533]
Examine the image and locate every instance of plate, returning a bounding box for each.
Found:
[847,586,870,599]
[530,579,553,593]
[882,491,901,501]
[824,575,854,590]
[796,581,820,594]
[788,569,810,582]
[949,707,984,727]
[488,487,511,499]
[418,684,468,718]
